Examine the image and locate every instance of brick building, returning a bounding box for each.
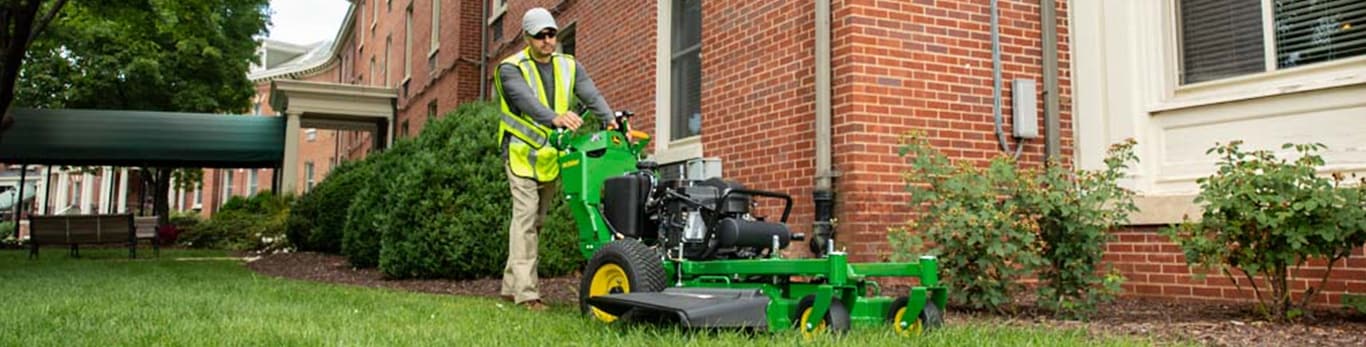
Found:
[245,0,1363,306]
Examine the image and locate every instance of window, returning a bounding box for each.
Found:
[247,169,258,195]
[223,170,235,200]
[369,56,377,86]
[253,102,262,115]
[385,35,392,86]
[194,182,202,207]
[427,100,438,122]
[558,24,576,55]
[306,128,317,141]
[72,181,81,208]
[671,0,703,139]
[490,16,503,43]
[431,0,441,54]
[305,162,315,192]
[1179,0,1366,84]
[491,0,507,21]
[401,119,410,138]
[371,0,378,31]
[404,5,413,80]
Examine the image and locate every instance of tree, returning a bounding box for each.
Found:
[16,0,269,225]
[0,0,69,133]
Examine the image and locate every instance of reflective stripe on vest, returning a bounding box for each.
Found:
[495,48,577,182]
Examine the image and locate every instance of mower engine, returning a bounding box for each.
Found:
[602,170,797,261]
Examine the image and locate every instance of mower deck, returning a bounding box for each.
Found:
[587,288,771,328]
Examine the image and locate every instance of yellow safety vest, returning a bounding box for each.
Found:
[493,48,577,182]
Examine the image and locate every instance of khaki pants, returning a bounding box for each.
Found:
[501,164,557,304]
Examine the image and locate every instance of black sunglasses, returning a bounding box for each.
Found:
[530,30,557,40]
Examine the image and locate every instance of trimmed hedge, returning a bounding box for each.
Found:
[340,141,412,268]
[288,160,370,253]
[372,102,581,279]
[301,101,583,278]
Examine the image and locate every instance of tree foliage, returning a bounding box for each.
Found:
[0,0,68,133]
[15,0,270,226]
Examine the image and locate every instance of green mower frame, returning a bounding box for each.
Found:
[552,119,947,336]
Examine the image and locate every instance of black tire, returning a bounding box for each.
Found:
[578,239,667,322]
[887,296,944,336]
[792,295,851,337]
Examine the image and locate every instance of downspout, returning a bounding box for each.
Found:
[1042,0,1060,161]
[991,0,1025,159]
[479,0,490,100]
[811,0,836,257]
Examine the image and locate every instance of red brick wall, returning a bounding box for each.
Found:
[829,0,1072,261]
[1108,226,1366,307]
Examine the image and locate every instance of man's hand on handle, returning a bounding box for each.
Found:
[553,111,583,130]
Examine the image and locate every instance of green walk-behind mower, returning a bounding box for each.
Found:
[551,111,947,337]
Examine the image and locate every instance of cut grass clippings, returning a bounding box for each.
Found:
[0,249,1174,346]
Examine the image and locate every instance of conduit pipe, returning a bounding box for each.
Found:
[812,0,836,256]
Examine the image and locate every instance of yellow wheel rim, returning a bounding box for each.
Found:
[799,307,828,339]
[892,307,924,337]
[588,263,629,323]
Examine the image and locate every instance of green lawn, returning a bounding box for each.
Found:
[0,248,1172,346]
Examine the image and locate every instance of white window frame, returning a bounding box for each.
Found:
[654,0,703,164]
[384,35,392,87]
[488,0,507,25]
[247,169,258,196]
[430,0,441,56]
[1160,0,1366,112]
[305,162,316,192]
[404,4,413,81]
[223,170,234,201]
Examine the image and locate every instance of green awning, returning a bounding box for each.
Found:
[0,108,284,168]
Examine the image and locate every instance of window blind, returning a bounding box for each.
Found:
[1275,0,1366,68]
[1180,0,1266,84]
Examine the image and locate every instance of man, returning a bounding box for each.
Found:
[495,7,613,311]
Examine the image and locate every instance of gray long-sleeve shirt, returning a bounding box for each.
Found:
[498,59,613,128]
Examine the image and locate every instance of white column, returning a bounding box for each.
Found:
[80,171,93,214]
[167,175,176,212]
[55,169,69,213]
[176,187,185,212]
[117,168,129,213]
[36,166,48,215]
[281,111,302,195]
[98,166,112,213]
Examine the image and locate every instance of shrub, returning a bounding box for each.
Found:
[288,160,370,253]
[180,192,293,252]
[1163,142,1366,320]
[374,102,582,279]
[890,134,1043,314]
[341,142,411,268]
[1019,140,1136,317]
[890,131,1137,317]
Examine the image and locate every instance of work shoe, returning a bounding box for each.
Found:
[520,300,548,311]
[500,295,514,302]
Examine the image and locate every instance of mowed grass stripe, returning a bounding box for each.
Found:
[0,249,1175,346]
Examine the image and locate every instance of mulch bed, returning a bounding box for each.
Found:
[245,251,1366,346]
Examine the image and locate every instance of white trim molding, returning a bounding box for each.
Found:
[1071,0,1366,224]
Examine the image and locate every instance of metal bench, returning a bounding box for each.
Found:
[28,214,136,259]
